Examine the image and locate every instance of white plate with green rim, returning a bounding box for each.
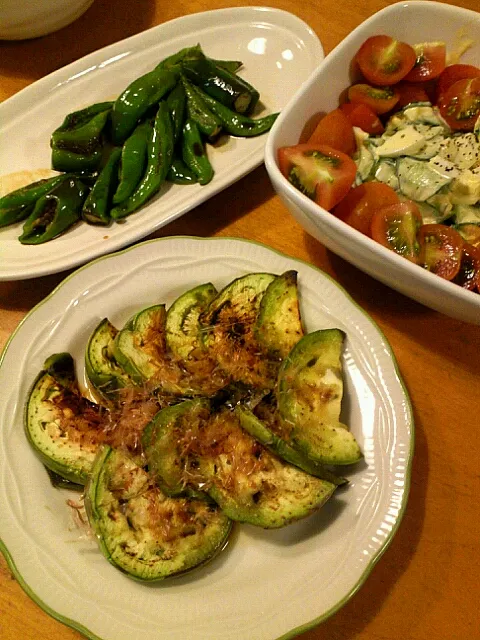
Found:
[0,236,413,639]
[0,6,322,281]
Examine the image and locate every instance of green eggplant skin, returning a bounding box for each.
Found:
[143,399,337,529]
[277,330,363,466]
[85,446,232,582]
[24,353,106,485]
[84,317,135,403]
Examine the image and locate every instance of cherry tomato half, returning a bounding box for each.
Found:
[436,63,480,99]
[277,143,357,211]
[332,182,399,236]
[437,77,480,131]
[339,102,384,135]
[404,41,446,82]
[308,109,356,156]
[418,224,464,280]
[370,200,423,262]
[452,243,480,290]
[355,35,417,86]
[395,82,430,108]
[347,84,400,115]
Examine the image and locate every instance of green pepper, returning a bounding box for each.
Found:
[51,102,112,155]
[19,177,89,244]
[112,121,151,205]
[181,57,259,114]
[212,59,243,74]
[82,147,122,225]
[181,118,214,185]
[189,84,279,137]
[166,155,198,185]
[111,68,178,145]
[0,174,69,228]
[111,101,174,220]
[155,44,205,71]
[166,82,187,144]
[181,76,223,141]
[51,147,103,172]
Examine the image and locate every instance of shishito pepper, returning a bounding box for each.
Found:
[0,174,69,228]
[167,155,198,185]
[181,76,223,141]
[82,147,122,225]
[111,68,178,145]
[181,118,214,185]
[189,84,279,137]
[50,102,112,172]
[19,177,89,244]
[111,101,174,219]
[166,81,187,144]
[112,121,151,205]
[181,57,259,114]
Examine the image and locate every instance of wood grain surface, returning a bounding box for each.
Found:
[1,1,479,639]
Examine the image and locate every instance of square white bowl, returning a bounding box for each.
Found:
[265,0,480,325]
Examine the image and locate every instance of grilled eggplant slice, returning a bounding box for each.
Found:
[200,272,278,389]
[143,398,336,529]
[277,329,362,466]
[165,283,230,396]
[254,270,304,359]
[85,318,134,403]
[85,446,232,581]
[24,353,107,485]
[112,304,198,396]
[235,404,346,486]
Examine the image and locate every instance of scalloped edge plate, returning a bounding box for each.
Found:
[0,6,322,281]
[0,236,413,640]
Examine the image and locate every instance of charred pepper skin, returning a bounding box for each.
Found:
[0,174,70,228]
[51,102,112,155]
[19,177,89,244]
[190,84,279,137]
[82,147,122,225]
[113,121,151,205]
[111,101,174,220]
[181,57,260,115]
[111,68,178,145]
[181,118,214,185]
[50,102,112,172]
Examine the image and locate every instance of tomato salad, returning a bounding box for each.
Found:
[278,35,480,293]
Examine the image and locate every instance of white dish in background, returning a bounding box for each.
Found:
[265,1,480,326]
[0,6,322,281]
[0,236,413,640]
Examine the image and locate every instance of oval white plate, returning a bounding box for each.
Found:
[0,237,413,640]
[265,1,480,325]
[0,6,322,281]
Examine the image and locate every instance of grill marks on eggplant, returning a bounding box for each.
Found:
[25,271,363,581]
[143,400,337,529]
[85,447,231,580]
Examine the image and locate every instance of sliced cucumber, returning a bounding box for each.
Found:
[397,156,456,202]
[85,446,232,581]
[277,330,362,466]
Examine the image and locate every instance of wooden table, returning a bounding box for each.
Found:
[1,0,479,638]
